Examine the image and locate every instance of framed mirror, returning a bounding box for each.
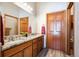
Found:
[4,14,18,36]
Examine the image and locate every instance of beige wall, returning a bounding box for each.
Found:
[36,2,69,48]
[74,2,79,57]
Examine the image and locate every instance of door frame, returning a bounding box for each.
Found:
[67,2,74,55]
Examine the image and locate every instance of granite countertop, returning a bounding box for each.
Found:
[2,34,43,51]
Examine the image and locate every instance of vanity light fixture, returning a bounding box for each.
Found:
[13,2,33,14]
[22,2,33,11]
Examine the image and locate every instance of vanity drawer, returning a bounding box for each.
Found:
[3,40,32,57]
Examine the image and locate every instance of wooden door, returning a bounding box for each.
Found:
[20,17,28,32]
[47,11,65,51]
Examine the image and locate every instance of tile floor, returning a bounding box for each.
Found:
[37,48,70,57]
[46,49,70,57]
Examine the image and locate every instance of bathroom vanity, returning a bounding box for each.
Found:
[1,34,44,57]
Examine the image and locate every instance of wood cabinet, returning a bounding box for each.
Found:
[33,39,38,57]
[24,46,32,57]
[20,17,28,32]
[33,49,37,57]
[2,36,44,57]
[32,36,43,57]
[12,51,23,57]
[38,37,43,54]
[3,40,32,57]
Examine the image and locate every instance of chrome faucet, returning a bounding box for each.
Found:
[8,36,14,41]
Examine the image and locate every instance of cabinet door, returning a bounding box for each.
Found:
[33,39,38,57]
[33,49,37,57]
[33,39,38,50]
[38,37,43,53]
[24,46,32,57]
[12,51,23,57]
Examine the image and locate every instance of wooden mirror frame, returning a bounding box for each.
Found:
[4,14,18,36]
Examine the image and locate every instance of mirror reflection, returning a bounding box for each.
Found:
[4,14,18,36]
